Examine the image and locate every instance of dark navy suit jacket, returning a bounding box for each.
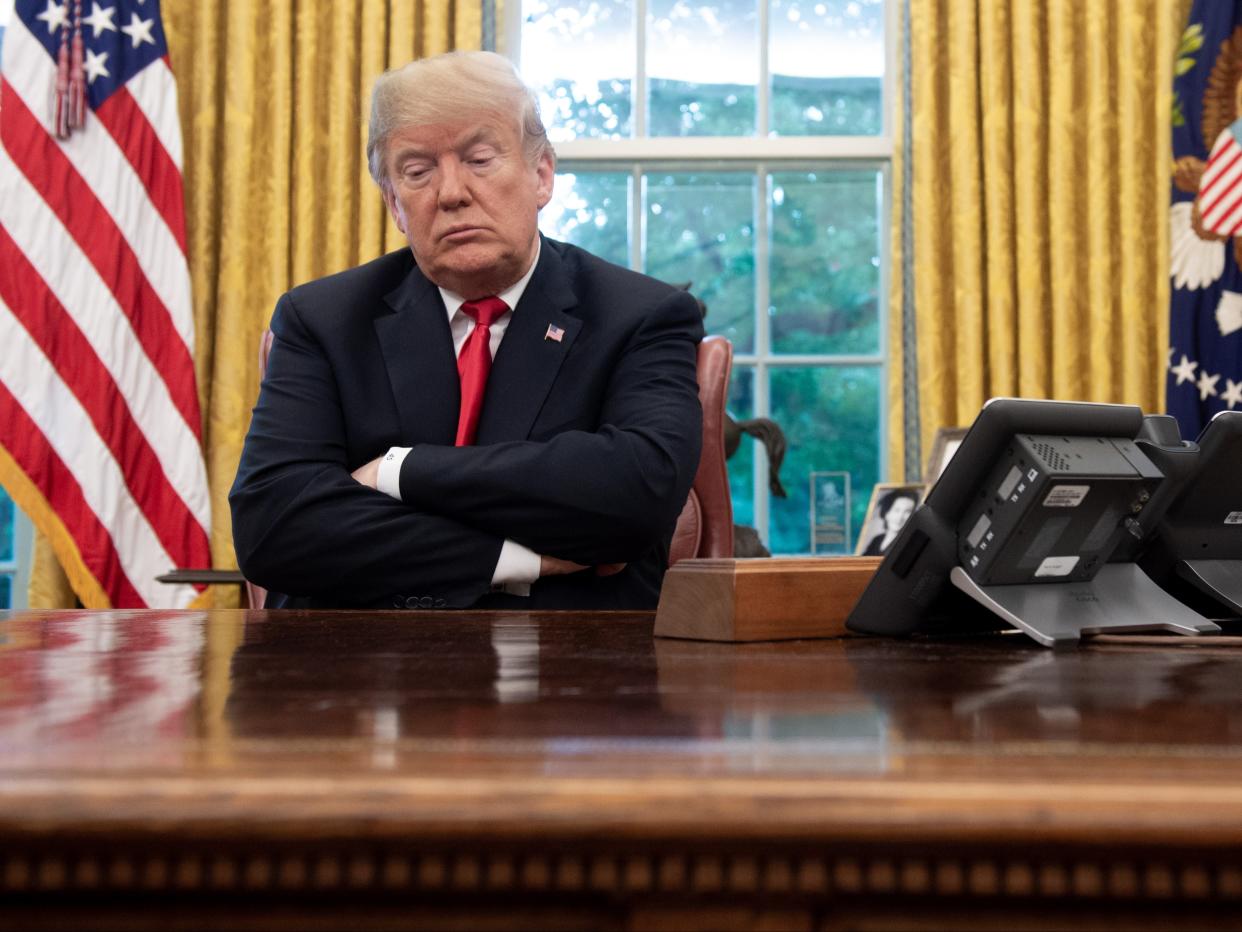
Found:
[229,237,704,609]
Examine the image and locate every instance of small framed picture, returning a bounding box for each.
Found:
[855,484,925,556]
[924,426,969,487]
[809,470,851,554]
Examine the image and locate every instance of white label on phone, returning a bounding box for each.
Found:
[1043,485,1090,508]
[1035,556,1080,577]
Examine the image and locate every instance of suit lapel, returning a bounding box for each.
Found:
[476,241,581,444]
[375,264,460,445]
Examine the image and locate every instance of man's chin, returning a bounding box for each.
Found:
[423,249,523,296]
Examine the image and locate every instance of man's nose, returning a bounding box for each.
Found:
[437,158,472,208]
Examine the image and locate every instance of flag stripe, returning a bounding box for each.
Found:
[0,88,204,442]
[1201,168,1242,225]
[0,373,143,609]
[0,295,196,609]
[4,20,195,344]
[125,57,184,171]
[0,227,211,568]
[1199,154,1242,216]
[1201,134,1242,189]
[1201,150,1242,200]
[95,87,188,255]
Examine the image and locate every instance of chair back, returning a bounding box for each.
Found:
[668,336,734,564]
[243,329,734,604]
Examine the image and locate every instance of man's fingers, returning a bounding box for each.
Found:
[540,555,590,577]
[594,563,627,577]
[351,456,382,489]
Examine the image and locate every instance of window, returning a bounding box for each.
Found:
[0,488,30,609]
[510,0,892,553]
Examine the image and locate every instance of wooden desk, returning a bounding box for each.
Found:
[3,608,1242,929]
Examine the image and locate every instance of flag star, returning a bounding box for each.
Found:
[1198,370,1221,401]
[35,0,68,34]
[1223,379,1242,410]
[82,3,117,38]
[120,12,156,48]
[1171,354,1198,385]
[83,48,110,83]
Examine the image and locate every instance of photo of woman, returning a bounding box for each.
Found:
[856,485,923,556]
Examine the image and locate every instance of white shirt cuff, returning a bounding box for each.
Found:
[492,539,541,597]
[376,447,411,499]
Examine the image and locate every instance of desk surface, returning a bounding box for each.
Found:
[4,608,1242,929]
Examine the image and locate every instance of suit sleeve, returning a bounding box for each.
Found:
[397,289,704,566]
[229,293,503,606]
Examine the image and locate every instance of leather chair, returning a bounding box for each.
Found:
[667,335,734,564]
[244,331,733,606]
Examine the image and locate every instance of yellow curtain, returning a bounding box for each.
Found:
[29,0,484,608]
[896,0,1191,475]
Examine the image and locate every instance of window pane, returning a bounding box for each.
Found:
[540,171,631,267]
[770,170,881,354]
[769,365,880,554]
[0,490,12,563]
[770,0,884,136]
[726,365,754,531]
[647,0,757,137]
[0,574,9,609]
[644,171,756,352]
[522,0,634,141]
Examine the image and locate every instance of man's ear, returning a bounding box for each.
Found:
[534,151,555,210]
[382,185,407,235]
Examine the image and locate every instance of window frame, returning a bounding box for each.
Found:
[0,493,31,609]
[506,0,897,550]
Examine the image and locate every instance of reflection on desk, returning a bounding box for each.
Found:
[4,609,1242,929]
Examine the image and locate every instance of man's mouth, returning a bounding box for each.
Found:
[441,225,485,241]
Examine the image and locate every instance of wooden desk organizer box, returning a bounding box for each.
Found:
[654,556,882,642]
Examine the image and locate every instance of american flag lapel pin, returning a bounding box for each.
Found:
[544,323,565,342]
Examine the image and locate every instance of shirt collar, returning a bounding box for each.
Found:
[438,236,541,322]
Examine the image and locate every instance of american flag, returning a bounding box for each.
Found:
[544,323,564,343]
[0,0,210,608]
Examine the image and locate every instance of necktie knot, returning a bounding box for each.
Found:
[461,296,508,328]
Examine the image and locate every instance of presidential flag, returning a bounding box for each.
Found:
[1168,1,1242,437]
[0,0,210,608]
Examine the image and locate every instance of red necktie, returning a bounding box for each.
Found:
[455,296,509,446]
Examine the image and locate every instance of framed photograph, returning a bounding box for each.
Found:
[855,484,925,556]
[924,426,969,487]
[809,471,851,555]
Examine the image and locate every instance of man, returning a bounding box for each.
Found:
[229,51,704,610]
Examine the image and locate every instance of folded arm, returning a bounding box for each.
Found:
[393,290,704,566]
[229,294,503,606]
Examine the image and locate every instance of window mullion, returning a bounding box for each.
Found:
[758,0,770,137]
[753,162,771,548]
[631,165,644,272]
[635,0,648,139]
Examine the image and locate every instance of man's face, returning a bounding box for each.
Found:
[381,116,554,298]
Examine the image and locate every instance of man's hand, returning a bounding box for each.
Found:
[540,556,627,577]
[351,456,383,490]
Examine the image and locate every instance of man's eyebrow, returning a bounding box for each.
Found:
[457,128,503,151]
[390,143,434,163]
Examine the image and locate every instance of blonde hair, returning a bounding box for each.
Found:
[366,51,554,190]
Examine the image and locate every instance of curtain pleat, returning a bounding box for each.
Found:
[902,0,1190,466]
[29,0,483,607]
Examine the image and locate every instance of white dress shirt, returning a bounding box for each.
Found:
[374,241,543,595]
